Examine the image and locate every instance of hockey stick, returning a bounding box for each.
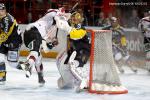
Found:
[69,2,79,13]
[112,42,127,55]
[55,27,58,39]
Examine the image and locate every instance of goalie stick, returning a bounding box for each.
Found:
[69,2,79,13]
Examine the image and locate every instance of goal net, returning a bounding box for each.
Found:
[88,29,128,94]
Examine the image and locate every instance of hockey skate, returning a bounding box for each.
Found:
[38,72,45,86]
[131,68,138,73]
[0,80,6,85]
[118,66,125,74]
[16,61,25,70]
[20,62,32,78]
[0,77,6,85]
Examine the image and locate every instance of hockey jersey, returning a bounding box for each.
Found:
[103,25,126,46]
[0,13,22,45]
[138,17,150,37]
[25,9,60,40]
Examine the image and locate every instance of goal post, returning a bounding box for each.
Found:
[87,29,128,94]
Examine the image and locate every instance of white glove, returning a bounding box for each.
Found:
[54,16,72,33]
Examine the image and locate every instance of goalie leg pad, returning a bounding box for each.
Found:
[69,51,88,91]
[56,51,75,89]
[0,62,6,82]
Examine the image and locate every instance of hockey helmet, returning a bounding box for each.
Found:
[110,17,117,22]
[70,12,82,24]
[0,3,6,10]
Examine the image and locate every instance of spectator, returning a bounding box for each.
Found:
[106,12,113,26]
[95,12,109,27]
[27,12,32,23]
[128,9,140,28]
[25,12,32,24]
[77,8,88,26]
[143,11,149,17]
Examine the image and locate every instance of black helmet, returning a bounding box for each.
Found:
[0,3,6,10]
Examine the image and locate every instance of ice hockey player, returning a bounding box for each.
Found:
[138,11,150,72]
[104,17,138,73]
[0,3,22,84]
[55,11,90,92]
[20,8,67,85]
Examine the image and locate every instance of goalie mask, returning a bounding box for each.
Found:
[70,12,83,25]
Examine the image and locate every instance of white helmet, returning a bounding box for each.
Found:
[110,17,117,22]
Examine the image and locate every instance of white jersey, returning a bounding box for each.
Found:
[138,17,150,37]
[26,9,59,40]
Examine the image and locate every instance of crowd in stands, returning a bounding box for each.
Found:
[25,7,149,29]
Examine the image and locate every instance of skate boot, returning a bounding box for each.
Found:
[20,62,32,78]
[129,66,138,73]
[16,61,25,70]
[0,79,6,85]
[119,68,125,74]
[38,72,45,86]
[132,69,138,73]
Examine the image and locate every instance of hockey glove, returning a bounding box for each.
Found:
[46,38,59,49]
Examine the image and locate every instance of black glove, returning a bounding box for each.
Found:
[46,42,54,49]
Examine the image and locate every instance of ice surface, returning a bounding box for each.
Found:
[1,58,150,100]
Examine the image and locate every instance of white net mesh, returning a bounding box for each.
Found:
[89,30,128,94]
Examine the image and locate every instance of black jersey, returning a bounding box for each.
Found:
[0,13,22,48]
